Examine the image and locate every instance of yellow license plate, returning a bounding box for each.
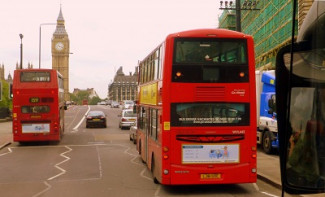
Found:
[93,119,100,121]
[200,173,221,179]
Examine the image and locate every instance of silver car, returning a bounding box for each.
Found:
[118,109,137,129]
[129,124,137,144]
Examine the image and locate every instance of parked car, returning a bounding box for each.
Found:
[86,110,107,128]
[122,100,134,109]
[129,123,137,144]
[119,109,137,129]
[111,101,120,108]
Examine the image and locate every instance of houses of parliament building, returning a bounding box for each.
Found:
[108,67,138,102]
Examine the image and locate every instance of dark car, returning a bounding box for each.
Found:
[86,110,107,128]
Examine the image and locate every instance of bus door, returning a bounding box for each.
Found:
[139,106,150,163]
[145,107,151,163]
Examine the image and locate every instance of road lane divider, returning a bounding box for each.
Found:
[72,105,90,132]
[48,146,72,181]
[0,147,12,157]
[32,181,52,197]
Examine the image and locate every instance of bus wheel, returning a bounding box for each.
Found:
[151,156,159,184]
[263,131,273,154]
[133,134,136,144]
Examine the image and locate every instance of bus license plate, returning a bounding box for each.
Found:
[200,173,221,179]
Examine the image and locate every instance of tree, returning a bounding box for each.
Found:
[89,96,101,105]
[0,80,12,109]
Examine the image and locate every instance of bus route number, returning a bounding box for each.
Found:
[30,97,40,103]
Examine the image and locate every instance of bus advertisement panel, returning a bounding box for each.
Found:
[136,29,257,185]
[12,69,66,142]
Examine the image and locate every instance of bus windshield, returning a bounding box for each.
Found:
[172,38,248,83]
[171,103,249,127]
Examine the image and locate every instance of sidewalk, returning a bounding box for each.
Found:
[0,119,12,149]
[257,150,282,189]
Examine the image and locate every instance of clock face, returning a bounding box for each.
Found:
[55,42,64,51]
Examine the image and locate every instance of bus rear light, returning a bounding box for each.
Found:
[239,72,245,78]
[251,168,257,173]
[252,154,257,158]
[163,146,169,152]
[54,122,58,132]
[251,146,256,151]
[163,154,169,160]
[163,169,169,175]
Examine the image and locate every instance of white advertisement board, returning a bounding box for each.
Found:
[182,144,240,164]
[22,123,50,133]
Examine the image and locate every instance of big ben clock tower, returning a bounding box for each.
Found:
[52,7,70,101]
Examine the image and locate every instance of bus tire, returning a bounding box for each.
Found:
[133,134,136,144]
[262,131,273,154]
[151,156,159,184]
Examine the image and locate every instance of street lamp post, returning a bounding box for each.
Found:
[19,34,23,69]
[39,23,56,69]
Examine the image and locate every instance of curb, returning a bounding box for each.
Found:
[257,173,282,190]
[0,118,12,123]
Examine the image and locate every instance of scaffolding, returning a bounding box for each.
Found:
[219,10,236,31]
[219,0,314,70]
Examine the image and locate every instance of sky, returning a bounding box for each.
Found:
[0,0,221,98]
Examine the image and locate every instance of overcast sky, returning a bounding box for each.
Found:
[0,0,221,98]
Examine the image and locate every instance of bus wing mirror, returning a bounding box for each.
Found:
[276,42,325,194]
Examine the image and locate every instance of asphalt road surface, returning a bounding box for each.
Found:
[0,105,296,197]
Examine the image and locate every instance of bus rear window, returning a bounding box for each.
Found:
[20,72,51,82]
[171,103,249,127]
[173,38,248,83]
[21,106,50,114]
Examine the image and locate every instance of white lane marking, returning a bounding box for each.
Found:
[48,146,72,181]
[72,105,90,132]
[154,185,161,197]
[0,147,12,157]
[123,146,143,166]
[253,183,260,191]
[261,192,279,197]
[66,108,81,131]
[32,181,52,197]
[140,168,153,181]
[96,145,103,179]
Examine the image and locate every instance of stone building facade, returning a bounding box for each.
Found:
[108,67,138,102]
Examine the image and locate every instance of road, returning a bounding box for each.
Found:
[0,105,295,197]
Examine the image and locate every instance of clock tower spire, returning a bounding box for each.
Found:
[52,6,70,101]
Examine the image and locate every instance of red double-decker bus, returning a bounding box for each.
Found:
[136,29,257,185]
[12,69,66,143]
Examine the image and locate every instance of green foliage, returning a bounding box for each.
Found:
[89,96,101,105]
[0,80,12,109]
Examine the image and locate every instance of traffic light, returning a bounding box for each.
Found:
[9,83,13,99]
